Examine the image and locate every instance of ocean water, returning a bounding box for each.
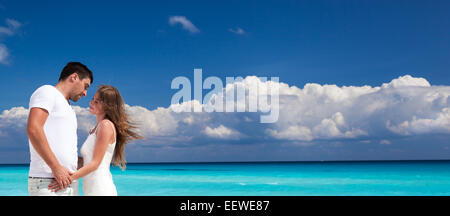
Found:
[1,161,450,196]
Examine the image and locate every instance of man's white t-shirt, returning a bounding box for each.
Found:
[28,85,78,178]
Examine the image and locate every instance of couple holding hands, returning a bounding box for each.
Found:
[27,62,142,196]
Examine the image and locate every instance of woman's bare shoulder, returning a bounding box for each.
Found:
[97,119,115,135]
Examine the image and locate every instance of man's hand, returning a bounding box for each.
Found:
[51,165,73,190]
[49,170,75,192]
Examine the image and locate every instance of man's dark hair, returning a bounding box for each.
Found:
[58,62,93,84]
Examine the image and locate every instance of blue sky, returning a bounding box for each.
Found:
[0,0,449,163]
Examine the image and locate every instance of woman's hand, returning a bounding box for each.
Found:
[48,179,62,192]
[48,175,75,192]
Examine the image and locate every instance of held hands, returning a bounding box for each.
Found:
[48,176,74,192]
[48,165,73,192]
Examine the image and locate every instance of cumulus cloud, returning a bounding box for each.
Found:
[168,16,200,34]
[267,125,313,141]
[0,106,95,139]
[0,106,28,135]
[267,75,449,143]
[386,108,450,136]
[381,75,430,88]
[71,106,96,133]
[0,75,449,150]
[165,74,449,145]
[203,125,242,139]
[126,105,179,137]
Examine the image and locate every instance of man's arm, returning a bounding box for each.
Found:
[26,107,72,189]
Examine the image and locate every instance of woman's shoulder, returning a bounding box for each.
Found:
[97,119,116,139]
[99,119,115,132]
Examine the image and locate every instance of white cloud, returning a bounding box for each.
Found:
[386,108,450,135]
[0,106,28,134]
[0,26,13,36]
[169,16,200,34]
[0,75,449,149]
[229,27,245,35]
[0,18,22,65]
[269,75,449,142]
[0,106,95,139]
[203,125,241,139]
[71,106,96,133]
[126,105,179,137]
[140,74,448,144]
[267,125,313,141]
[381,75,430,88]
[0,18,21,37]
[0,44,9,64]
[6,19,21,30]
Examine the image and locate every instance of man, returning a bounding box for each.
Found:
[26,62,93,196]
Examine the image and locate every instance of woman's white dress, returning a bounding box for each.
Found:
[80,123,117,196]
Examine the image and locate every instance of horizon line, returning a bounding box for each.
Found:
[1,158,450,166]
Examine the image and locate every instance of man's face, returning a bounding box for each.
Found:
[69,75,91,102]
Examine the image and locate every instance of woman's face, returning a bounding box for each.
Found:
[89,92,104,116]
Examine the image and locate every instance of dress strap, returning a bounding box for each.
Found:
[90,123,99,135]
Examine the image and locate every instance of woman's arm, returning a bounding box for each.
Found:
[49,120,115,191]
[71,120,115,180]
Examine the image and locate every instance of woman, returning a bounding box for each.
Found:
[49,85,142,195]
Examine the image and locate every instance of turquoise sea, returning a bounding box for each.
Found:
[1,161,449,196]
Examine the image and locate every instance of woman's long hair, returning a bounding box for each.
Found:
[96,85,143,170]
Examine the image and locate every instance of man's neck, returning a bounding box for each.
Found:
[55,82,71,102]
